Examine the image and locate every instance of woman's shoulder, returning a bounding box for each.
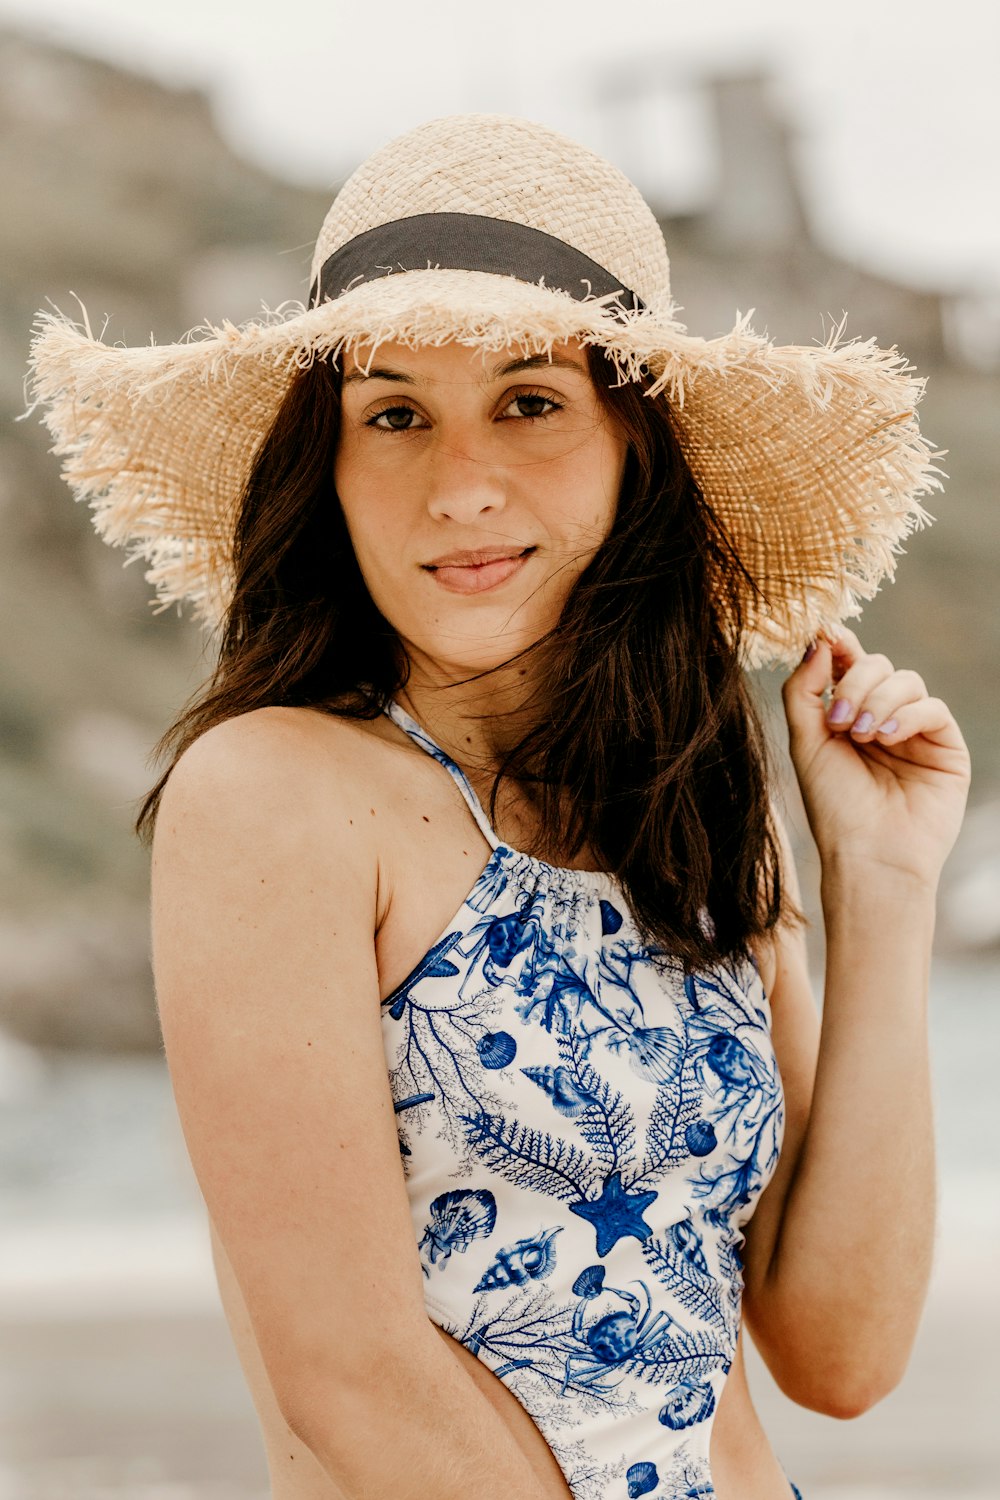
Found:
[170,702,417,779]
[155,705,403,851]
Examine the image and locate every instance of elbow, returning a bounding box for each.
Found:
[747,1283,916,1419]
[775,1354,908,1420]
[276,1371,375,1485]
[802,1380,897,1422]
[266,1344,363,1459]
[275,1332,431,1466]
[274,1374,346,1455]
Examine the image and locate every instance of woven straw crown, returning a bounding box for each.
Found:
[25,112,945,666]
[310,115,672,312]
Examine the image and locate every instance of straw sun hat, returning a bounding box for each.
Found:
[25,113,944,667]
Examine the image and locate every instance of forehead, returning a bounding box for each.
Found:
[338,337,591,385]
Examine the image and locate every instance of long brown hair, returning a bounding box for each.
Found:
[136,344,794,970]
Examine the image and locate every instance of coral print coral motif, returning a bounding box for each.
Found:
[380,703,785,1500]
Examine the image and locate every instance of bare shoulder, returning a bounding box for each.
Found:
[154,706,418,881]
[158,705,388,830]
[151,707,401,1000]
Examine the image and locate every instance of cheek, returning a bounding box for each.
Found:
[597,422,628,507]
[543,427,625,547]
[335,442,402,574]
[333,432,371,521]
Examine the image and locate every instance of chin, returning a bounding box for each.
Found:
[425,637,542,679]
[400,617,553,681]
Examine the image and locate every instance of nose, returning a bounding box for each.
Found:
[424,439,508,524]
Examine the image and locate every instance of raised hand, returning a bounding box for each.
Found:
[780,626,971,887]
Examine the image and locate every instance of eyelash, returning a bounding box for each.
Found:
[363,387,564,434]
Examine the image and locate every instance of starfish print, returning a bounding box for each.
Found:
[569,1170,659,1255]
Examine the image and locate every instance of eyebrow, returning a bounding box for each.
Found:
[341,352,588,386]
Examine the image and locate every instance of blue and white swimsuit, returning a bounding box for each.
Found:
[380,701,798,1500]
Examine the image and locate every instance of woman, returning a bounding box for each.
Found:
[28,115,970,1500]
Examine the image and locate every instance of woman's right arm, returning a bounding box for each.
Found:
[151,709,557,1500]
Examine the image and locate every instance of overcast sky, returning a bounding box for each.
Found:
[1,0,997,293]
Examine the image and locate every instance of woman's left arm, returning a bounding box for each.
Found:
[740,625,971,1418]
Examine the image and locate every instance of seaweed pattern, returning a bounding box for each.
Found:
[459,1109,600,1202]
[632,1046,705,1187]
[556,1023,637,1174]
[640,1236,730,1335]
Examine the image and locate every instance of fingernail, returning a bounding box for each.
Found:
[828,698,853,725]
[877,717,898,734]
[851,711,875,734]
[801,639,817,663]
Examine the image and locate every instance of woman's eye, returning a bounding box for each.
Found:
[505,393,560,420]
[367,406,424,431]
[364,393,560,431]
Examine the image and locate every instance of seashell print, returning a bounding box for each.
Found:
[684,1118,718,1157]
[521,1063,601,1116]
[476,1030,517,1069]
[418,1188,497,1268]
[572,1263,606,1298]
[668,1218,709,1273]
[599,899,623,935]
[621,1024,684,1085]
[657,1376,716,1430]
[626,1460,660,1496]
[473,1226,564,1290]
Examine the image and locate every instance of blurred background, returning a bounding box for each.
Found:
[1,2,997,1496]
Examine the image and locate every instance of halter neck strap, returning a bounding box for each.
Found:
[384,700,500,851]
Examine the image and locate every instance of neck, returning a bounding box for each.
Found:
[394,651,545,783]
[395,648,604,872]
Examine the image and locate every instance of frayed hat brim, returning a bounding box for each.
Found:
[25,267,945,666]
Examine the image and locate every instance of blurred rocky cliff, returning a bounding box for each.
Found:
[1,30,996,1052]
[1,29,329,1050]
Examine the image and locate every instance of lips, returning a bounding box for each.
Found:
[424,546,535,595]
[426,546,533,568]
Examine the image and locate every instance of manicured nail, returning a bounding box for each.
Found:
[828,698,853,725]
[851,711,875,734]
[877,717,898,734]
[801,639,817,663]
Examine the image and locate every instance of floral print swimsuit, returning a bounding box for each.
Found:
[380,701,803,1500]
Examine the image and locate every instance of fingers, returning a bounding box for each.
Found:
[810,628,961,748]
[827,664,928,742]
[784,626,928,746]
[781,634,835,746]
[863,695,968,753]
[825,625,865,682]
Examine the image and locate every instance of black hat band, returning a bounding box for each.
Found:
[307,211,645,316]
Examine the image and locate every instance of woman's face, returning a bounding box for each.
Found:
[334,337,628,679]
